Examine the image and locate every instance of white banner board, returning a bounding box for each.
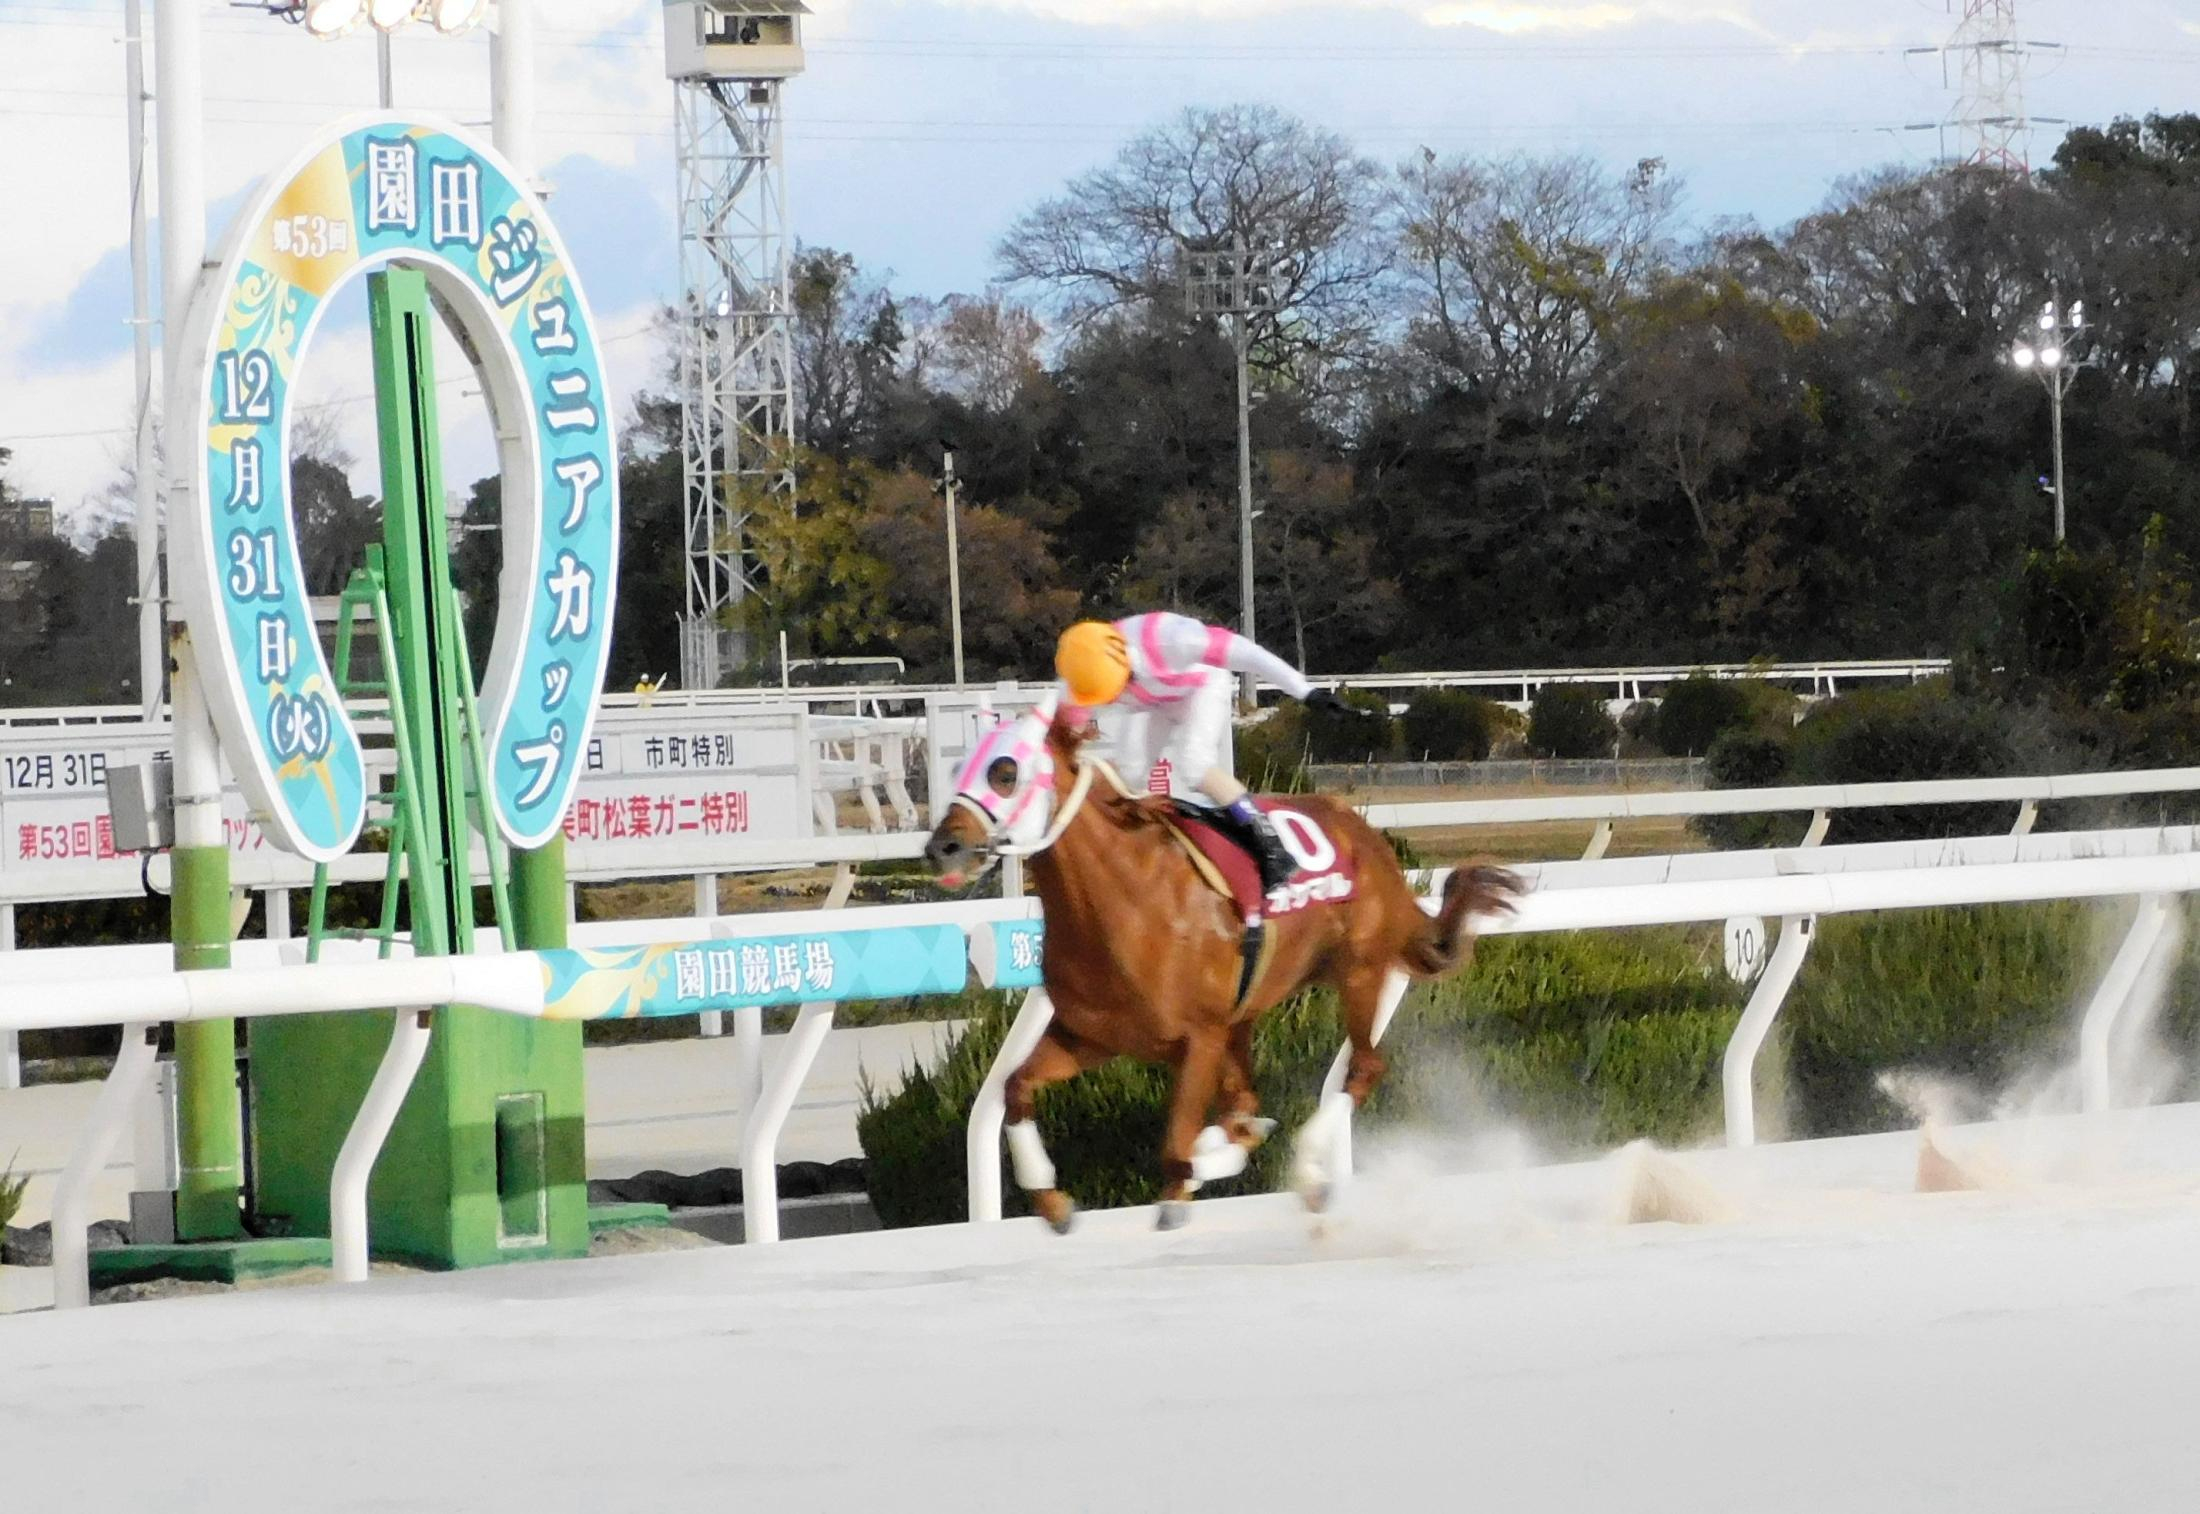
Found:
[566,708,813,862]
[0,729,277,899]
[0,706,817,901]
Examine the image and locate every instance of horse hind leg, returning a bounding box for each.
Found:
[1293,967,1407,1213]
[1004,1027,1103,1235]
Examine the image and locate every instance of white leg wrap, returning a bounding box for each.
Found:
[1189,1131,1248,1184]
[1293,1091,1356,1192]
[1006,1120,1056,1192]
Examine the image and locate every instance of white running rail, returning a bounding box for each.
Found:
[961,823,2200,1221]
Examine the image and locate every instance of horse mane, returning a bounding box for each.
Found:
[1045,712,1174,830]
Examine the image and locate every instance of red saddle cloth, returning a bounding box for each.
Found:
[1168,800,1358,924]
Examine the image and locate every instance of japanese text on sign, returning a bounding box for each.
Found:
[669,939,836,1002]
[562,790,750,843]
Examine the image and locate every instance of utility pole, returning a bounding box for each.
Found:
[1183,233,1277,709]
[158,0,246,1244]
[2048,372,2067,545]
[125,0,160,719]
[940,449,966,688]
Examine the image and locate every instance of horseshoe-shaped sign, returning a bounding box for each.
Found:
[175,114,618,860]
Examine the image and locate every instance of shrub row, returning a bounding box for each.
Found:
[859,901,2180,1228]
[1698,679,2025,847]
[1237,676,1801,778]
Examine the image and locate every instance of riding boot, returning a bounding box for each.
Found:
[1226,797,1298,894]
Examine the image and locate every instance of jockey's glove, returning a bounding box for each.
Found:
[1304,687,1361,718]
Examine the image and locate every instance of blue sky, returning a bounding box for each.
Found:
[1,0,2195,519]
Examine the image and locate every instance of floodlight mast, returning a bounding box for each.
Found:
[666,1,808,690]
[2010,297,2087,545]
[1182,234,1281,710]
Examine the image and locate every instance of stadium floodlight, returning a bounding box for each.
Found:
[367,0,416,30]
[300,0,366,36]
[426,0,490,35]
[2008,293,2089,545]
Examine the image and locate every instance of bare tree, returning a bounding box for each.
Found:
[1784,168,2045,332]
[1389,151,1677,422]
[924,289,1047,411]
[997,103,1390,379]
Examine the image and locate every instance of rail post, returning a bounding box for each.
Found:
[52,1024,161,1309]
[2079,893,2178,1115]
[738,1001,834,1243]
[1722,915,1815,1147]
[967,988,1055,1222]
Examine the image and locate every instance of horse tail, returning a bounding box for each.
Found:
[1402,863,1523,978]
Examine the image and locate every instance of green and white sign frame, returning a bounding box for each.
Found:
[177,113,618,860]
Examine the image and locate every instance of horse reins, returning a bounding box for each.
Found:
[995,759,1094,858]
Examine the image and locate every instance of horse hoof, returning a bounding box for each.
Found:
[1034,1191,1077,1235]
[1299,1181,1333,1216]
[1155,1200,1192,1232]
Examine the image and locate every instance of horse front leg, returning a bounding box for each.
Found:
[1157,1030,1228,1231]
[1004,1026,1099,1235]
[1189,1018,1275,1187]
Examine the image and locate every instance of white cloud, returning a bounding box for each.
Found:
[898,0,1758,29]
[0,0,674,519]
[1420,3,1639,32]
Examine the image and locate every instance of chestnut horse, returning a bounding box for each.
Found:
[925,695,1520,1231]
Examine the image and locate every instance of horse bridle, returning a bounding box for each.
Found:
[950,756,1097,868]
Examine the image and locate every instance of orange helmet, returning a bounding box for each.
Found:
[1056,620,1131,707]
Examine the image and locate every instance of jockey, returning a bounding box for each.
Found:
[1055,613,1352,893]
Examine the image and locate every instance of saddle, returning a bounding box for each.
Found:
[1156,799,1356,1010]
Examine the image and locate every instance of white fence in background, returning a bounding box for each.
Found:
[6,811,2199,1305]
[574,657,1950,712]
[964,822,2200,1221]
[5,763,2199,1090]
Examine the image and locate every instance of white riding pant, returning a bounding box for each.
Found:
[1115,677,1232,797]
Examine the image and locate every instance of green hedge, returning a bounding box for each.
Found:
[1236,706,1310,792]
[1654,675,1757,756]
[1304,687,1398,762]
[1784,682,2017,843]
[1400,689,1507,762]
[1527,685,1617,758]
[1653,675,1796,757]
[1693,680,2020,848]
[859,902,2200,1227]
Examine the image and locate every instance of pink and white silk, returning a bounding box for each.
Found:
[1117,612,1222,707]
[1113,612,1314,708]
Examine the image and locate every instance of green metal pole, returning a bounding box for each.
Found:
[510,836,568,952]
[169,635,244,1240]
[369,269,469,955]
